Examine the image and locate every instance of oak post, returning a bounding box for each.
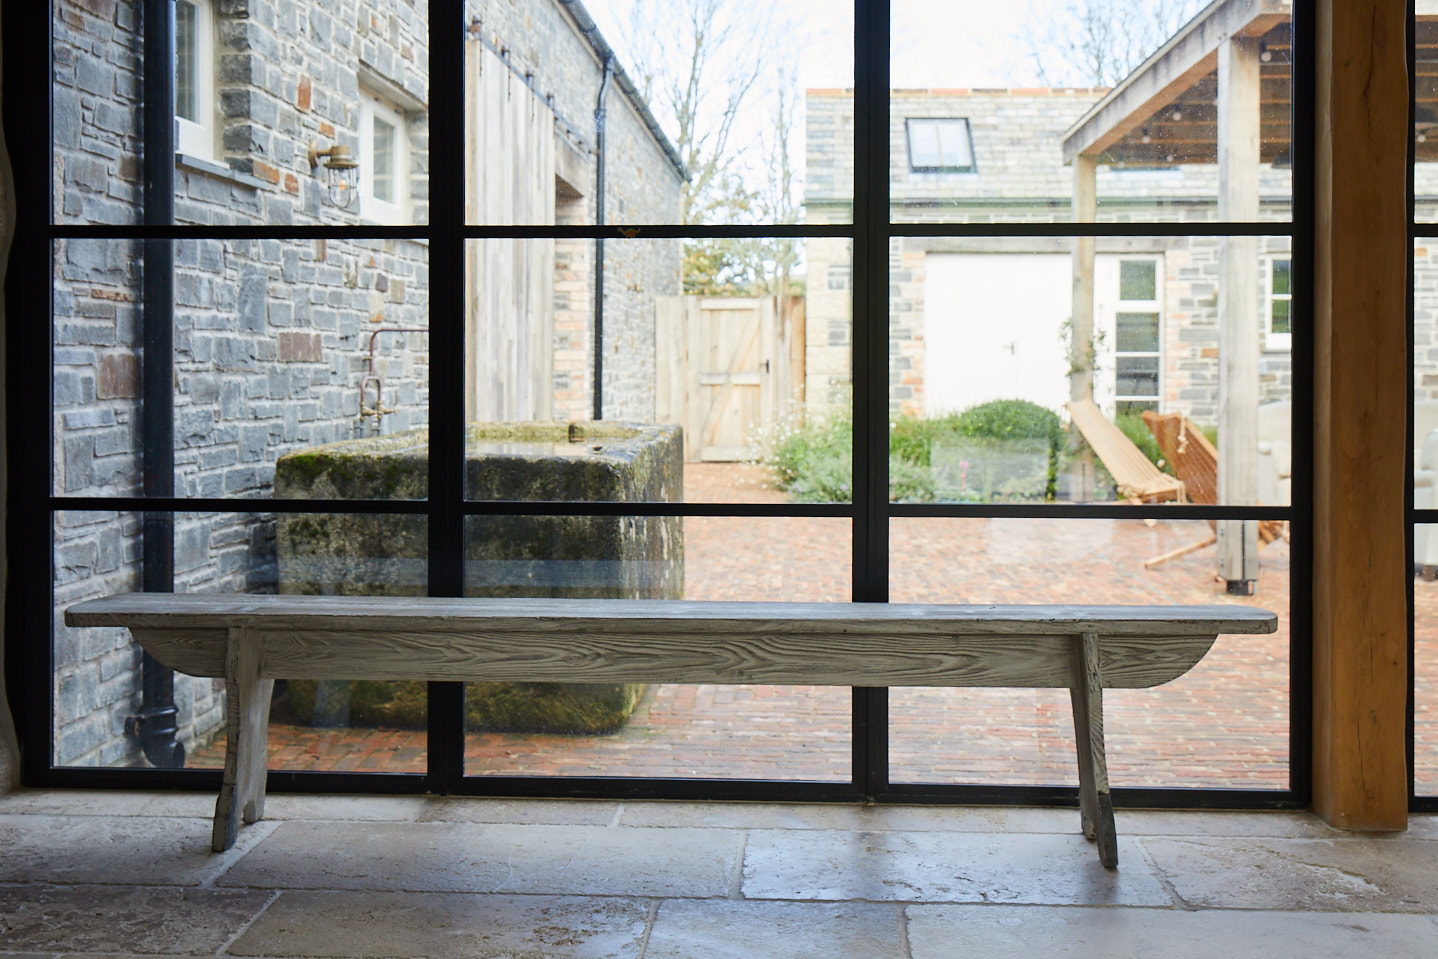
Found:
[1312,0,1409,828]
[1217,34,1262,592]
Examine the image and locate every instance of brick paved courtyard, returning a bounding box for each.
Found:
[192,464,1438,794]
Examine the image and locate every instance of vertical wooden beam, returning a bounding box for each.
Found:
[1218,36,1262,590]
[1070,156,1098,498]
[1070,155,1097,405]
[1312,0,1409,828]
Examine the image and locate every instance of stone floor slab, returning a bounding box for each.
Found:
[907,905,1438,958]
[0,816,227,885]
[0,789,214,818]
[218,821,742,898]
[1141,836,1438,912]
[644,900,905,959]
[0,885,272,955]
[257,795,429,822]
[617,801,1083,834]
[1407,813,1438,839]
[741,830,1171,905]
[1116,809,1342,838]
[227,890,647,958]
[418,797,621,826]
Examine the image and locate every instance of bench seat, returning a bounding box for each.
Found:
[65,593,1278,867]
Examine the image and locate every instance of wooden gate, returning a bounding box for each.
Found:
[656,296,805,462]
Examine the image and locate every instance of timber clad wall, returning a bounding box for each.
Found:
[467,0,683,423]
[49,0,681,766]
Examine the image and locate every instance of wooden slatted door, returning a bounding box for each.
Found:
[657,296,790,462]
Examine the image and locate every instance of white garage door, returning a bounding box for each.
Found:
[923,253,1072,417]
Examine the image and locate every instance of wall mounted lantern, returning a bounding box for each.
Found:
[308,141,359,208]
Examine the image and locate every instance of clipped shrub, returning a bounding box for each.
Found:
[944,399,1063,501]
[759,399,1064,504]
[953,398,1063,446]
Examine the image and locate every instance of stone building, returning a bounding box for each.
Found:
[49,0,682,767]
[804,87,1301,425]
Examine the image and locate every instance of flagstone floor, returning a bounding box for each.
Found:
[189,464,1438,794]
[3,790,1437,958]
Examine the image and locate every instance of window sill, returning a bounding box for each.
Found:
[175,153,272,192]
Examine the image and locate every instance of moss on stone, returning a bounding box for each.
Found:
[283,678,647,734]
[274,421,684,734]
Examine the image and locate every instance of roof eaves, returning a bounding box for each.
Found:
[555,0,689,182]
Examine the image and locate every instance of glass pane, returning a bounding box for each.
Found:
[53,239,144,497]
[467,1,851,225]
[54,238,430,499]
[887,236,1294,507]
[463,516,852,779]
[53,510,428,772]
[906,118,974,172]
[175,2,198,122]
[889,517,1290,788]
[889,2,1292,223]
[1271,259,1291,296]
[1415,16,1438,224]
[1115,355,1160,396]
[465,239,849,504]
[1119,261,1157,301]
[1270,299,1291,335]
[1115,312,1160,352]
[54,0,431,225]
[372,117,396,204]
[1417,525,1438,794]
[54,0,144,224]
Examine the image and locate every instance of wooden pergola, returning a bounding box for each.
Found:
[1058,0,1414,829]
[1061,0,1293,591]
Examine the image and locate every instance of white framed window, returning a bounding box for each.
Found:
[174,0,217,160]
[359,92,409,224]
[1095,255,1164,416]
[905,118,975,172]
[1265,257,1293,351]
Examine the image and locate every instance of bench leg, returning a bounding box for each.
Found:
[212,627,273,852]
[1071,631,1118,868]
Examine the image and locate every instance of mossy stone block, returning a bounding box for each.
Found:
[273,422,683,733]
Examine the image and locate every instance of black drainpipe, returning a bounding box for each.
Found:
[133,0,184,768]
[592,56,612,421]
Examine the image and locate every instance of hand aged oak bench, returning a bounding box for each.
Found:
[64,593,1276,867]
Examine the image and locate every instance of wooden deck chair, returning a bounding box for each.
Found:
[1064,399,1186,504]
[1140,410,1284,569]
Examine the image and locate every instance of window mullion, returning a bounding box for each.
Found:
[425,0,469,791]
[852,0,891,798]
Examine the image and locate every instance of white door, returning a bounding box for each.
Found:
[923,254,1072,417]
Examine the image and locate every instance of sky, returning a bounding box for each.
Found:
[580,0,1044,94]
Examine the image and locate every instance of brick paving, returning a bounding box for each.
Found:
[191,463,1438,793]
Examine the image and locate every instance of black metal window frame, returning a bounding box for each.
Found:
[4,0,1314,811]
[1408,0,1436,813]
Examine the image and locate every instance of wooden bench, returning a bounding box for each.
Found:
[64,593,1277,868]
